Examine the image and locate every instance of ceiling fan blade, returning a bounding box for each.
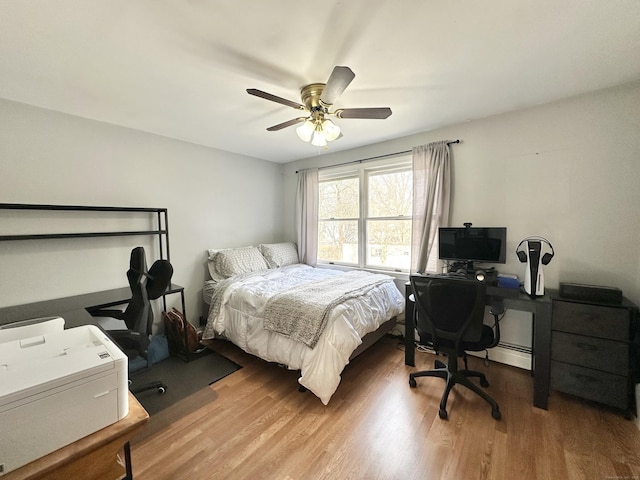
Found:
[335,107,392,119]
[320,66,355,105]
[266,117,307,131]
[247,89,305,110]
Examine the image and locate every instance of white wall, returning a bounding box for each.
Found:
[3,81,639,359]
[283,81,640,365]
[0,99,286,327]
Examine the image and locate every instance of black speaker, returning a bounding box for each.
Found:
[559,282,622,304]
[475,269,487,282]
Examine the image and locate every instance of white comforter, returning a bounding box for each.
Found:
[202,264,405,405]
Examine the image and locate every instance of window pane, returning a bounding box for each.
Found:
[366,219,412,270]
[319,178,359,219]
[368,170,412,218]
[318,220,358,264]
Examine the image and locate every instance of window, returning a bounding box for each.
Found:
[366,166,413,270]
[318,156,413,272]
[318,175,360,264]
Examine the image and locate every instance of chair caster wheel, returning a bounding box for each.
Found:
[491,408,501,420]
[480,379,490,388]
[439,409,448,420]
[409,377,417,388]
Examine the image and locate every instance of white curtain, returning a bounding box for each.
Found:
[296,168,319,266]
[411,141,452,273]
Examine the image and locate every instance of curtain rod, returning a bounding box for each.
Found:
[295,139,460,174]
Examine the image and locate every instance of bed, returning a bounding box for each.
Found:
[201,242,405,405]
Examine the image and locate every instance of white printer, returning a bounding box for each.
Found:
[0,317,128,476]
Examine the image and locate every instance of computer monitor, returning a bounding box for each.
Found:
[438,226,507,269]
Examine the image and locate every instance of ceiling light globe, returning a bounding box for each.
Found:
[322,119,341,141]
[296,120,315,142]
[311,131,327,147]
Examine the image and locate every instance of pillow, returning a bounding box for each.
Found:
[207,246,268,279]
[207,250,227,282]
[259,242,299,268]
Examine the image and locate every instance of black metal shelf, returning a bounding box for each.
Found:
[0,203,170,261]
[0,203,165,212]
[1,230,168,241]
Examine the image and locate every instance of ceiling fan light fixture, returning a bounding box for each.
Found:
[321,119,341,141]
[311,129,328,147]
[248,66,391,146]
[296,119,315,142]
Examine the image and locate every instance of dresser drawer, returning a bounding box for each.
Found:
[552,300,629,341]
[550,361,628,409]
[551,331,628,375]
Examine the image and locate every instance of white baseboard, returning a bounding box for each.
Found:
[396,324,532,371]
[467,346,531,371]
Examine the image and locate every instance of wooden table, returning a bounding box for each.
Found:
[3,393,148,480]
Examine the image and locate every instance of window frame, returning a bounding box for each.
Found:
[317,171,361,267]
[317,154,413,273]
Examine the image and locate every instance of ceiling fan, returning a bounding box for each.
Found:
[247,66,392,147]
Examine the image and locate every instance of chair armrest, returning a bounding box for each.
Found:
[89,308,125,320]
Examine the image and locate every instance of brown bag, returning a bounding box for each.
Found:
[162,308,200,353]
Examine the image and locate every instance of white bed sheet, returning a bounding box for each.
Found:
[202,264,405,404]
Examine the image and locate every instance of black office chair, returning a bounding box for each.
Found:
[409,275,502,420]
[91,246,173,395]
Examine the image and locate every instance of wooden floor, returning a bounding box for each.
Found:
[131,336,640,479]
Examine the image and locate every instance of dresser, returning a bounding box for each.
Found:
[550,297,638,414]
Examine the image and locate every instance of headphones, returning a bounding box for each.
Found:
[516,236,555,265]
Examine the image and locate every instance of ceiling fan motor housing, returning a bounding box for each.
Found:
[301,83,328,109]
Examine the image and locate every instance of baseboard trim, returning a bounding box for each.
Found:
[467,346,531,370]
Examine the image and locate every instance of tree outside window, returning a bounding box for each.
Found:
[366,167,412,270]
[318,176,359,264]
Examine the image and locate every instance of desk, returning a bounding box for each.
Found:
[0,283,185,329]
[2,393,148,480]
[404,281,554,410]
[0,283,199,364]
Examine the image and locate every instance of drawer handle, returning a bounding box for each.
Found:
[576,342,598,352]
[569,372,596,383]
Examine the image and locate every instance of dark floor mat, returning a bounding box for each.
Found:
[131,348,241,416]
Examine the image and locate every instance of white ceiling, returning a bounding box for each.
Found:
[2,1,640,164]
